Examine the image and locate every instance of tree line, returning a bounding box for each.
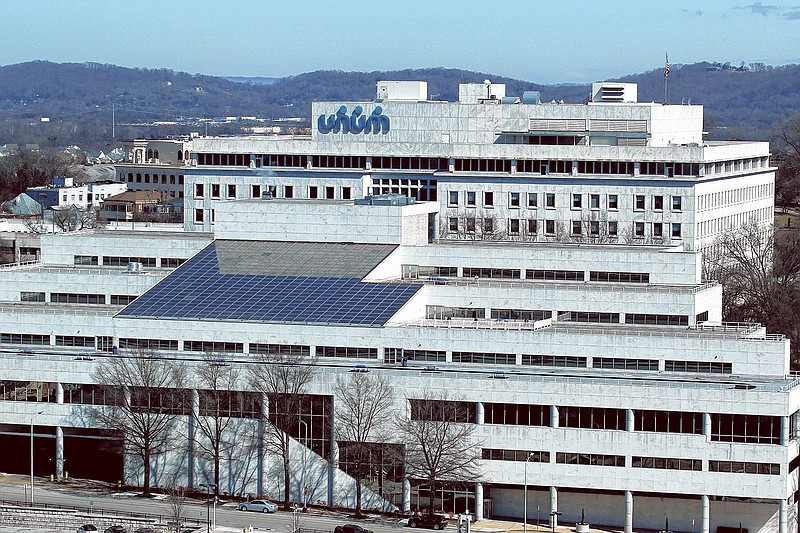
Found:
[89,351,482,518]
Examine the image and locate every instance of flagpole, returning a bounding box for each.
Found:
[664,53,670,104]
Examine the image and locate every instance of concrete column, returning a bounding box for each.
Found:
[550,406,559,428]
[188,389,198,488]
[780,498,787,533]
[624,491,633,533]
[257,392,268,496]
[474,482,484,522]
[328,408,338,506]
[476,402,484,425]
[549,486,558,529]
[701,494,710,533]
[56,382,64,478]
[55,426,64,479]
[626,409,634,432]
[402,477,411,513]
[781,416,789,446]
[703,412,712,440]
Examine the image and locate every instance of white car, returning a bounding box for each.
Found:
[237,499,278,513]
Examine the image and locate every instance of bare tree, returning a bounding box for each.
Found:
[335,372,394,516]
[396,394,482,515]
[249,353,316,510]
[705,221,800,365]
[52,204,106,231]
[90,351,187,497]
[192,353,244,496]
[165,484,188,533]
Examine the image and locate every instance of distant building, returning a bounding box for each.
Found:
[100,190,168,221]
[114,138,191,199]
[26,177,126,210]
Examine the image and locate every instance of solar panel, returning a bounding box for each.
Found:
[117,240,420,327]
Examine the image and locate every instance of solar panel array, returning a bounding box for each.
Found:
[117,240,420,327]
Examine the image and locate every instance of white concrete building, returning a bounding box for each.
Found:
[0,195,796,533]
[176,80,773,258]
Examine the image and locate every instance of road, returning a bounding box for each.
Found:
[0,480,408,533]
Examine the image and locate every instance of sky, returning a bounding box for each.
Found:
[3,0,800,84]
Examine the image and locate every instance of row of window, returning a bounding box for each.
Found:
[424,401,783,444]
[697,182,773,212]
[419,266,650,283]
[124,172,184,185]
[446,217,682,239]
[192,153,720,178]
[477,449,777,475]
[73,255,185,268]
[448,191,683,212]
[20,293,139,306]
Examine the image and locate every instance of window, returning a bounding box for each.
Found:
[590,271,650,283]
[528,269,584,281]
[50,293,105,305]
[608,194,618,210]
[590,194,600,209]
[634,221,645,237]
[211,184,221,198]
[449,191,459,206]
[21,292,46,302]
[672,196,682,210]
[626,314,689,326]
[483,218,494,234]
[557,453,625,467]
[509,192,520,208]
[709,460,780,475]
[251,185,261,198]
[633,457,702,471]
[653,195,664,210]
[509,219,520,234]
[653,223,663,238]
[545,219,555,234]
[284,185,294,198]
[318,346,378,359]
[448,218,458,232]
[325,186,335,199]
[342,187,351,200]
[672,223,682,238]
[466,217,476,233]
[74,255,98,266]
[195,183,204,197]
[466,191,476,206]
[227,184,236,198]
[309,186,319,199]
[589,220,600,235]
[484,191,494,207]
[483,403,549,426]
[634,195,645,210]
[528,193,538,208]
[527,219,537,234]
[571,220,582,235]
[185,340,244,353]
[572,194,582,209]
[545,193,555,208]
[608,221,618,236]
[195,209,204,223]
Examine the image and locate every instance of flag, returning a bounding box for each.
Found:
[664,54,670,80]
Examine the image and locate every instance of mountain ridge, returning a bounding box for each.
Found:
[0,60,798,147]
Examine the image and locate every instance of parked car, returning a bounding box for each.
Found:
[76,526,97,533]
[334,525,374,533]
[237,499,278,513]
[104,527,126,533]
[408,515,449,530]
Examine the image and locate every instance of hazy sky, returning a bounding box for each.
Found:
[3,0,799,84]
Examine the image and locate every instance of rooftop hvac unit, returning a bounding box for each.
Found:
[522,91,541,104]
[127,261,144,273]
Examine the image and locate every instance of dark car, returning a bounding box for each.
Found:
[104,527,126,533]
[76,526,97,533]
[408,515,449,530]
[334,525,374,533]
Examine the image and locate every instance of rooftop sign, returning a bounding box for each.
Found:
[318,105,390,135]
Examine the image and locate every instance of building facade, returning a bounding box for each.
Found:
[172,81,773,258]
[0,196,796,533]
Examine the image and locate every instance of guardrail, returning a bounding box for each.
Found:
[0,497,203,526]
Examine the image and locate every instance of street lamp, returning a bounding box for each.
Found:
[199,482,216,532]
[299,419,309,512]
[30,410,43,504]
[523,452,535,533]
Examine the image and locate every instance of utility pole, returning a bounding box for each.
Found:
[112,104,115,141]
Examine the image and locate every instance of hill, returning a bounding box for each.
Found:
[0,60,799,148]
